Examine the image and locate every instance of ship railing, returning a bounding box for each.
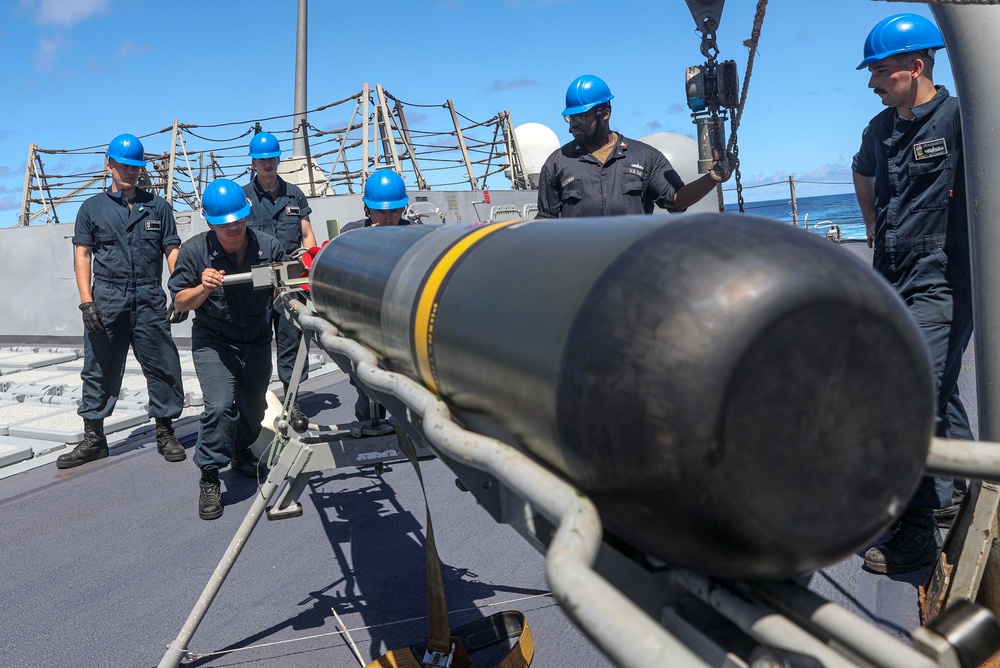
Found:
[15,84,529,227]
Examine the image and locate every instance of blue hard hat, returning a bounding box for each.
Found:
[249,131,282,159]
[362,169,408,210]
[202,179,252,226]
[857,13,944,69]
[562,74,614,116]
[106,133,146,167]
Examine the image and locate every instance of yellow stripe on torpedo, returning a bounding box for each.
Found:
[413,220,524,393]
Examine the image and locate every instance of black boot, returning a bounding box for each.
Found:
[199,468,223,520]
[155,418,186,462]
[232,447,266,478]
[56,418,109,469]
[863,508,943,574]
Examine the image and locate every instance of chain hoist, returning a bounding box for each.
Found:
[684,1,739,212]
[684,0,768,214]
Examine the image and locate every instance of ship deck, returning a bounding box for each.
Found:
[0,368,617,667]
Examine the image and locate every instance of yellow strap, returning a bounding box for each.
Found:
[364,615,534,668]
[496,616,534,668]
[364,649,423,668]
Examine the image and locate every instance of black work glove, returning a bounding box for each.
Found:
[710,151,736,183]
[79,301,106,333]
[167,303,189,324]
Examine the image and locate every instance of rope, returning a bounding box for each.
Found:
[728,0,769,214]
[181,126,255,143]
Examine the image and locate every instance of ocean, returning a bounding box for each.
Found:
[726,192,866,242]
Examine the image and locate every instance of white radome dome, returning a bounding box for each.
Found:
[639,132,718,214]
[510,123,560,188]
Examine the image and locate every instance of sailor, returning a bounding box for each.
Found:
[535,74,731,219]
[341,169,416,426]
[242,131,315,428]
[169,179,285,520]
[59,133,186,469]
[341,168,416,233]
[852,13,972,574]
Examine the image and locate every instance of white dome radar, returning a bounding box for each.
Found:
[509,123,560,188]
[639,132,718,214]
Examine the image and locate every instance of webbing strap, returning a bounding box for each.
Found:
[364,650,422,668]
[369,430,532,668]
[397,430,452,655]
[364,611,534,668]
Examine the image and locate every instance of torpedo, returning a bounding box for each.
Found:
[310,213,934,579]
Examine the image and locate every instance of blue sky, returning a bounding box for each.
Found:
[0,0,951,226]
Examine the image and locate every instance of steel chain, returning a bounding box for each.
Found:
[701,31,720,61]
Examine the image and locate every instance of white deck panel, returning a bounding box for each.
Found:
[0,404,72,436]
[183,376,203,407]
[0,350,81,371]
[7,409,150,443]
[0,369,69,386]
[0,439,33,467]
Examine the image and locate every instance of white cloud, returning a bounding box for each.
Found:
[742,163,853,189]
[21,0,111,28]
[114,39,152,62]
[486,78,540,93]
[32,34,64,70]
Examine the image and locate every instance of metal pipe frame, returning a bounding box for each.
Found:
[748,580,938,668]
[670,571,866,668]
[361,82,370,183]
[931,5,1000,442]
[17,143,35,226]
[324,97,362,195]
[292,305,710,668]
[375,84,402,173]
[389,100,428,190]
[926,437,1000,481]
[292,298,997,668]
[446,98,480,190]
[33,151,58,225]
[156,479,282,668]
[175,128,202,209]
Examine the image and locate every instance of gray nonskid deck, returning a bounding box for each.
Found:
[0,373,613,668]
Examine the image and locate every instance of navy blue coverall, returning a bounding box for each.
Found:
[535,134,686,218]
[168,229,285,471]
[72,188,185,421]
[244,177,312,387]
[853,86,973,510]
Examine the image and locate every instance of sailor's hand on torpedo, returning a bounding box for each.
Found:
[201,268,225,292]
[709,152,735,183]
[79,301,106,333]
[167,303,189,324]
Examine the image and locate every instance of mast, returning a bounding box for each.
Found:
[282,0,325,194]
[933,5,1000,440]
[292,0,309,159]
